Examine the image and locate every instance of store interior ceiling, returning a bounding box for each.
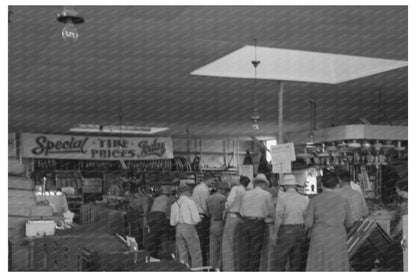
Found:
[8,6,408,139]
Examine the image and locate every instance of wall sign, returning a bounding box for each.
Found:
[21,133,174,160]
[82,178,103,193]
[8,133,17,157]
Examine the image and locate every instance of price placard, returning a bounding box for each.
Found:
[272,161,292,174]
[82,178,103,193]
[270,143,296,164]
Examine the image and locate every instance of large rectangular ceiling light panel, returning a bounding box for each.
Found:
[191,46,408,84]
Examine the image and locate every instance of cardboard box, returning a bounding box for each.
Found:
[30,206,54,217]
[26,220,56,237]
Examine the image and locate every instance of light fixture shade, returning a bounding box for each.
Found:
[374,140,383,151]
[57,6,84,41]
[362,140,372,149]
[383,140,395,148]
[348,140,361,148]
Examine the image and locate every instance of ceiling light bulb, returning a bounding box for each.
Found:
[62,22,79,41]
[61,21,79,41]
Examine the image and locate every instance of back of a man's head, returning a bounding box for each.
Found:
[338,170,352,185]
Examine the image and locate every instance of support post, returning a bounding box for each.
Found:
[277,81,284,144]
[277,81,284,185]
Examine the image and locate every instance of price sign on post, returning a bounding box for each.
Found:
[272,161,292,174]
[270,143,296,174]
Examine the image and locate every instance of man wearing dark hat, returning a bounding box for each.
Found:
[273,173,310,271]
[239,173,274,271]
[206,181,230,271]
[146,186,173,258]
[170,181,202,268]
[222,175,250,271]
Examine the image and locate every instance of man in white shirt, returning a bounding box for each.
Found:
[274,173,310,271]
[239,174,274,271]
[171,181,203,268]
[222,175,250,271]
[335,170,369,224]
[192,176,213,266]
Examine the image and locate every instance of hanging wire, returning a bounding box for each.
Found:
[118,97,123,148]
[251,38,261,115]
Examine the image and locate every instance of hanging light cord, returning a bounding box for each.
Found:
[118,98,123,147]
[251,38,261,115]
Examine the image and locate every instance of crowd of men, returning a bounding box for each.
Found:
[145,169,369,271]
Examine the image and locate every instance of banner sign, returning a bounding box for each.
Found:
[21,133,174,160]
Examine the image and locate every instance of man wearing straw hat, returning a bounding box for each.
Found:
[170,181,202,268]
[239,173,274,271]
[273,173,309,271]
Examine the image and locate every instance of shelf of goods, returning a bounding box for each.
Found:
[292,131,407,199]
[34,156,195,173]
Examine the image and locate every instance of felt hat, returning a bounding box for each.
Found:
[253,173,270,187]
[281,174,299,186]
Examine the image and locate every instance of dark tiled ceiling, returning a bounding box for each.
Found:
[9,6,408,138]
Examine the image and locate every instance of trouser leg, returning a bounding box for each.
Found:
[158,220,172,258]
[176,225,189,265]
[249,220,265,271]
[182,224,203,268]
[288,227,305,271]
[234,218,243,271]
[274,227,293,271]
[240,220,251,271]
[221,217,234,271]
[222,216,240,271]
[196,217,210,266]
[146,212,164,257]
[210,221,224,269]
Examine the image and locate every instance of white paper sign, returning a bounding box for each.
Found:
[270,143,296,164]
[272,161,292,173]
